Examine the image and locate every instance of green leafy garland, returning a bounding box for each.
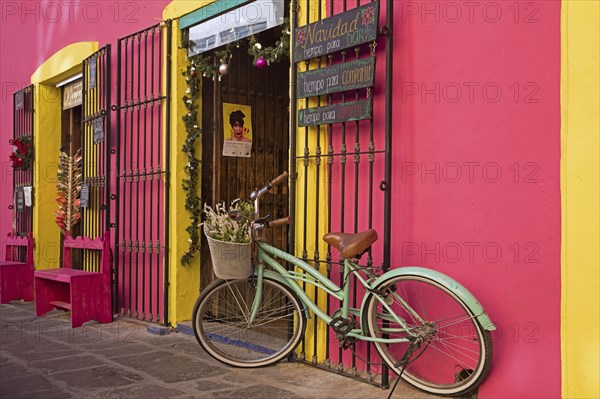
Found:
[180,61,202,266]
[184,18,290,81]
[247,19,290,65]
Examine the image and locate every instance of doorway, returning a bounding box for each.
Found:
[200,32,290,290]
[60,82,83,241]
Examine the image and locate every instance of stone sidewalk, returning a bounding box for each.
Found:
[0,302,436,399]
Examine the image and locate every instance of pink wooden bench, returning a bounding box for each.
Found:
[0,233,34,303]
[35,231,112,328]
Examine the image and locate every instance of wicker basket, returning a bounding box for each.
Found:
[204,225,252,279]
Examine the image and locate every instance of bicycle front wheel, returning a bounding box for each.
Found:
[365,275,493,397]
[192,277,306,367]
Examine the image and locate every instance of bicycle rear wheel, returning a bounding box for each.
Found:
[365,275,493,397]
[193,277,306,367]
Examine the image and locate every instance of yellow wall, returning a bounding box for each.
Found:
[30,42,99,269]
[294,0,330,363]
[163,5,204,326]
[561,1,600,397]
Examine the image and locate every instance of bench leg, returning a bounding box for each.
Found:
[35,278,55,316]
[1,266,34,304]
[21,268,35,302]
[70,299,87,328]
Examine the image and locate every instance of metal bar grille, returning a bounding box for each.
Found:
[11,86,34,237]
[114,22,171,324]
[290,0,392,388]
[81,46,112,274]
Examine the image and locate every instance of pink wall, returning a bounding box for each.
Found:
[325,1,562,398]
[0,0,169,236]
[394,1,561,397]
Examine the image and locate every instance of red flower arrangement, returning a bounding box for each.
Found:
[9,136,33,171]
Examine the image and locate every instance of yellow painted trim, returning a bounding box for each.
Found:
[166,18,201,326]
[163,0,218,21]
[30,42,98,270]
[561,1,600,397]
[294,0,330,363]
[31,42,98,84]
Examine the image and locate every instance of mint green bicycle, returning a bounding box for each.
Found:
[193,172,495,397]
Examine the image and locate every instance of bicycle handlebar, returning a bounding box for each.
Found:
[252,171,289,201]
[270,171,288,187]
[268,216,293,228]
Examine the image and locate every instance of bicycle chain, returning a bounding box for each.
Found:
[347,341,386,367]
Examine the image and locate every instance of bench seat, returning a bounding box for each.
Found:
[35,268,102,283]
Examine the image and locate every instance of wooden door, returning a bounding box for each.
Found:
[201,36,290,289]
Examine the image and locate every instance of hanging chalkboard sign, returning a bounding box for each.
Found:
[16,188,24,212]
[89,57,97,90]
[298,99,372,127]
[93,117,104,144]
[15,91,24,110]
[80,183,89,208]
[297,57,375,98]
[294,2,379,63]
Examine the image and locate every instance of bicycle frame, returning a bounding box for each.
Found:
[248,240,416,344]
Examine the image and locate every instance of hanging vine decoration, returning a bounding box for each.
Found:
[180,58,202,266]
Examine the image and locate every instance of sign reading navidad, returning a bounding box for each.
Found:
[294,2,379,62]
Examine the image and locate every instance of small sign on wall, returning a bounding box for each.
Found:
[16,188,24,212]
[293,2,379,62]
[80,183,89,208]
[63,79,83,110]
[93,117,104,144]
[222,102,253,158]
[23,186,32,207]
[298,99,372,127]
[15,91,24,110]
[89,57,97,90]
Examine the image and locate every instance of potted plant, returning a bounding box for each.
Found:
[203,200,254,279]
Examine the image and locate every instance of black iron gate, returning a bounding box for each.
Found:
[113,22,172,324]
[289,0,393,388]
[82,45,111,238]
[11,86,35,237]
[80,46,112,274]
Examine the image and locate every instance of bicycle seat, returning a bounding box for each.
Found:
[323,229,378,259]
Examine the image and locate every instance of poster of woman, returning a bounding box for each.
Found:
[223,102,253,157]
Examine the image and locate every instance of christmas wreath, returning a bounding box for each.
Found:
[9,136,33,171]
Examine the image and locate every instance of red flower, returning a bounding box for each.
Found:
[296,28,306,47]
[362,6,375,26]
[9,152,23,168]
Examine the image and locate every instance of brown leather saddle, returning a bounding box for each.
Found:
[323,229,378,259]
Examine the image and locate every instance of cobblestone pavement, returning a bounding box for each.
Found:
[0,302,437,399]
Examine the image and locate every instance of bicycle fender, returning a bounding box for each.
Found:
[361,267,496,331]
[260,269,312,320]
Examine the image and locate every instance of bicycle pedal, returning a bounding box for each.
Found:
[329,316,353,335]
